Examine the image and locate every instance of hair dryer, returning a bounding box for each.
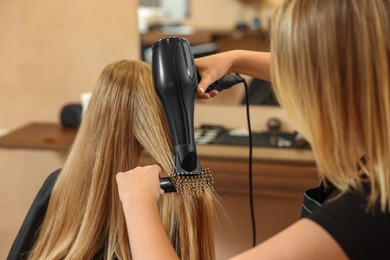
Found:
[152,36,244,193]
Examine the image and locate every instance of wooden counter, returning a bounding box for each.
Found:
[0,122,313,161]
[0,122,319,198]
[0,123,75,151]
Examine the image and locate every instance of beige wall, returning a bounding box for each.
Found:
[0,0,284,131]
[0,0,139,258]
[0,150,66,258]
[0,0,140,131]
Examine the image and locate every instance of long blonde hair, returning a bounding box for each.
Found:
[29,60,217,259]
[271,0,390,211]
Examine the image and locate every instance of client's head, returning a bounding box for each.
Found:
[82,59,172,174]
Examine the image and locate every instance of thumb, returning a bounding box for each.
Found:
[197,74,215,97]
[197,79,208,96]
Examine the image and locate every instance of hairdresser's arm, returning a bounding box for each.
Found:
[230,218,348,260]
[116,165,179,260]
[195,50,271,98]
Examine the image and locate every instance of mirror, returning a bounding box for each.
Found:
[138,0,190,33]
[138,0,279,107]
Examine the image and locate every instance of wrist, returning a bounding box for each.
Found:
[228,50,240,74]
[121,195,158,213]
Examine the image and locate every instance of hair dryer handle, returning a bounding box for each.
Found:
[203,73,245,93]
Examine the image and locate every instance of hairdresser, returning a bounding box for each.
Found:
[116,0,390,259]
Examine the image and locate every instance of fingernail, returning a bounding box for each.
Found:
[160,188,165,195]
[199,87,204,94]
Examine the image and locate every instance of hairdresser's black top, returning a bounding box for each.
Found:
[302,183,390,260]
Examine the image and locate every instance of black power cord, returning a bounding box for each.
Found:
[205,73,256,247]
[241,76,256,247]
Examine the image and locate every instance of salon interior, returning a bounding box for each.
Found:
[0,0,319,259]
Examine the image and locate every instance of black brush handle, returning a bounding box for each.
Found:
[160,177,176,193]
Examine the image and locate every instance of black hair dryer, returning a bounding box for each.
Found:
[152,36,245,177]
[152,37,201,174]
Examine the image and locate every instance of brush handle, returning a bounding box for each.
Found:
[160,177,176,193]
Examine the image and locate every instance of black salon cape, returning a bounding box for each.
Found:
[8,169,60,260]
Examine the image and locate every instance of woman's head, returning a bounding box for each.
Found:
[83,59,172,174]
[271,0,390,209]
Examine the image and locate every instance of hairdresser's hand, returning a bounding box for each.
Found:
[196,50,272,99]
[195,51,235,99]
[116,165,162,206]
[118,165,180,260]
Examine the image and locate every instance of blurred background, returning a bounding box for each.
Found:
[0,1,318,259]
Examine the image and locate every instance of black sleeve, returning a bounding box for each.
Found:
[305,190,390,260]
[7,169,60,260]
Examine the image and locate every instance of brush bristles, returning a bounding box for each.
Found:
[171,168,214,193]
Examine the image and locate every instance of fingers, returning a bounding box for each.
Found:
[197,77,209,97]
[208,90,219,98]
[117,164,161,179]
[116,164,163,203]
[196,65,217,98]
[196,78,219,99]
[151,164,163,178]
[196,89,219,99]
[195,62,222,99]
[197,91,211,99]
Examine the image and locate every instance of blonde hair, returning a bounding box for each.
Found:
[29,60,217,259]
[271,0,390,211]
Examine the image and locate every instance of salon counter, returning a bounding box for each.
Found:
[0,122,76,151]
[0,122,314,161]
[0,121,318,198]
